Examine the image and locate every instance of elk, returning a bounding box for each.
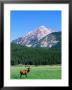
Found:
[20,66,30,78]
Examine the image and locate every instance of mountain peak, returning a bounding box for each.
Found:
[12,25,60,48]
[37,25,52,33]
[38,25,49,29]
[35,25,52,40]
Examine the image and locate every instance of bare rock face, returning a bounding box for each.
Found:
[12,26,61,48]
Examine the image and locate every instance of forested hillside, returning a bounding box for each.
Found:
[11,43,61,65]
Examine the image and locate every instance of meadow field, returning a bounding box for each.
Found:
[10,65,61,79]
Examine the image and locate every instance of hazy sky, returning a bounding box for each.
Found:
[11,11,61,41]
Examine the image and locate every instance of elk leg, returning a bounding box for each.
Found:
[25,74,27,77]
[20,73,22,78]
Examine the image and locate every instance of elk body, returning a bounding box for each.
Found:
[20,67,30,78]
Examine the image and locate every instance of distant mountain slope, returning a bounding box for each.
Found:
[32,32,61,48]
[12,26,61,48]
[12,26,52,47]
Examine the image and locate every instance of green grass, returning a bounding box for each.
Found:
[10,65,61,79]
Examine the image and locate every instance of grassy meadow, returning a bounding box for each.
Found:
[10,65,61,79]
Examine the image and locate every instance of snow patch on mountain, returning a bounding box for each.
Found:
[12,26,61,48]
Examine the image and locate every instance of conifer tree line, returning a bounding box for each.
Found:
[11,43,61,65]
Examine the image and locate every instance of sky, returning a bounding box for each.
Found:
[11,10,61,41]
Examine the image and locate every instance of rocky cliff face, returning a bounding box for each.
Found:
[12,26,61,48]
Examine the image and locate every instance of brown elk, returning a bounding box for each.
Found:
[20,66,30,78]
